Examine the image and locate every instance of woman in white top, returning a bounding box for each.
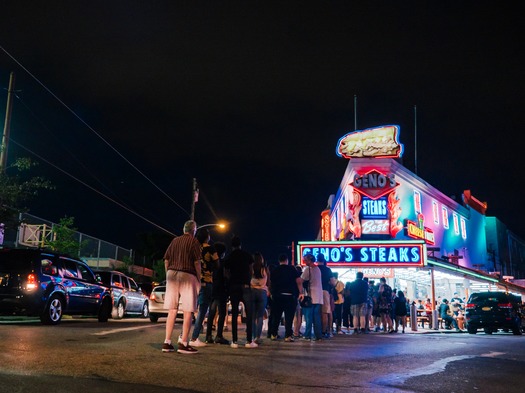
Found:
[299,253,323,341]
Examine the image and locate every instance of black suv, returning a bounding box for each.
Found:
[95,270,149,319]
[0,248,113,324]
[465,291,523,335]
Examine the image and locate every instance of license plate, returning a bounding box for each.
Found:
[482,306,491,311]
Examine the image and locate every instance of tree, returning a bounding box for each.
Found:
[46,216,86,257]
[152,259,166,283]
[0,158,53,229]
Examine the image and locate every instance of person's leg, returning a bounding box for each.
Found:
[303,306,313,339]
[206,299,218,341]
[242,287,254,342]
[230,295,240,343]
[313,304,323,340]
[334,303,342,332]
[293,304,302,336]
[359,304,367,332]
[270,295,284,338]
[256,290,267,339]
[164,270,181,345]
[283,296,296,339]
[181,310,194,344]
[216,298,227,338]
[165,309,177,343]
[191,287,209,341]
[353,305,361,331]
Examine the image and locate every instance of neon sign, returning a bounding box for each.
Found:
[405,219,435,245]
[352,170,399,200]
[336,125,404,159]
[298,241,426,267]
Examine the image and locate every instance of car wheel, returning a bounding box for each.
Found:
[98,297,112,322]
[483,327,493,335]
[149,314,159,323]
[467,325,477,334]
[114,300,125,319]
[41,294,64,325]
[141,302,149,318]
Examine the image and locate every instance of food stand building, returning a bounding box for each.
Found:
[297,125,525,304]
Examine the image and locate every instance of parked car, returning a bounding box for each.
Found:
[95,270,149,319]
[0,248,113,324]
[465,291,523,335]
[148,285,169,322]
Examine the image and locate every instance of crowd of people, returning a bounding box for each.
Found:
[160,220,463,355]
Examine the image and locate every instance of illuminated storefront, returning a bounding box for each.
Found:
[297,125,525,304]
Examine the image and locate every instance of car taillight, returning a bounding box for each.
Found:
[465,303,475,310]
[150,292,156,300]
[498,302,512,309]
[26,273,37,291]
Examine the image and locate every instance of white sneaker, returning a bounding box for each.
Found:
[245,341,258,348]
[230,342,239,349]
[177,334,183,344]
[189,338,207,347]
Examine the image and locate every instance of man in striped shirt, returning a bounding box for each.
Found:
[162,220,202,354]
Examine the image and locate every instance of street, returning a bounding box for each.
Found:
[1,317,524,393]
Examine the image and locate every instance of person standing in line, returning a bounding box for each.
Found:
[348,271,369,334]
[378,277,395,333]
[189,228,219,347]
[342,281,353,333]
[364,278,374,332]
[268,253,302,342]
[204,241,230,344]
[162,220,202,354]
[224,236,257,348]
[293,264,304,338]
[251,252,270,344]
[393,290,408,333]
[316,254,334,338]
[299,253,323,341]
[330,273,345,334]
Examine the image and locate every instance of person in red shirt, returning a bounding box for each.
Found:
[162,220,202,354]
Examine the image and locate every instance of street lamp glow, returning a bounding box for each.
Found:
[197,223,227,231]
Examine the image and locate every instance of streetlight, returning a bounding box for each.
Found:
[197,223,227,231]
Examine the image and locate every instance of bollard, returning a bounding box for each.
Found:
[432,309,439,330]
[410,303,418,331]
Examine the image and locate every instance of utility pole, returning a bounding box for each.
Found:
[190,178,198,221]
[0,72,16,173]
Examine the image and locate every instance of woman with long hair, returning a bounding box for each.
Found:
[251,252,270,343]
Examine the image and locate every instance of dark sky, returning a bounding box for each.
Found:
[1,2,524,261]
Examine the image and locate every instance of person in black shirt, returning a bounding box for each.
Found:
[224,236,257,348]
[268,254,303,341]
[205,241,230,345]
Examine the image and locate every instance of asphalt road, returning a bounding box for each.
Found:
[1,317,524,393]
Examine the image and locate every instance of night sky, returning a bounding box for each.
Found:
[1,2,524,262]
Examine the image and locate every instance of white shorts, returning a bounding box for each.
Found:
[164,270,199,313]
[322,290,331,313]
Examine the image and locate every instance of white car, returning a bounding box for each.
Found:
[148,285,169,322]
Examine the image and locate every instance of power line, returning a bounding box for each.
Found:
[0,45,190,217]
[10,138,177,237]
